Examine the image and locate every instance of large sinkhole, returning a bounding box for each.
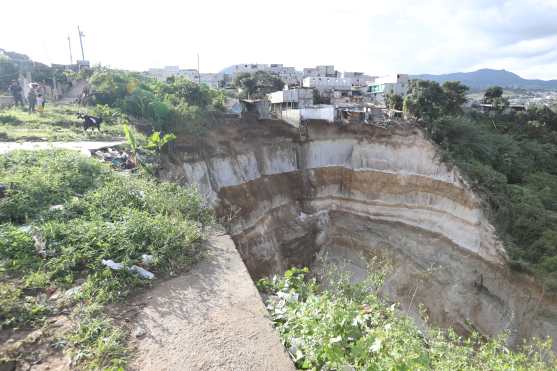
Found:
[161,120,557,349]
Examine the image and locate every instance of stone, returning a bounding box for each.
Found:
[133,327,146,338]
[0,360,16,371]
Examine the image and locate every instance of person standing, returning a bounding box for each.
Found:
[36,94,45,113]
[8,81,24,107]
[27,88,37,113]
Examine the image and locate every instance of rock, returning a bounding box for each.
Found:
[48,205,64,211]
[0,360,16,371]
[141,254,155,266]
[133,327,146,338]
[26,329,43,343]
[64,286,81,298]
[32,229,47,257]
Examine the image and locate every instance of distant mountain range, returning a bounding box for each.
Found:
[412,69,557,91]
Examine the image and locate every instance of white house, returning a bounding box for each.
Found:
[268,88,314,108]
[366,74,410,96]
[302,77,352,92]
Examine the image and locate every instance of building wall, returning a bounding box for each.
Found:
[366,74,409,96]
[302,77,352,91]
[268,89,313,106]
[303,65,337,78]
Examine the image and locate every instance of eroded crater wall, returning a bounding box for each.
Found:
[161,121,557,347]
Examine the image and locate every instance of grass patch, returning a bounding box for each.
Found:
[0,149,212,368]
[0,104,125,141]
[259,267,557,370]
[67,304,127,370]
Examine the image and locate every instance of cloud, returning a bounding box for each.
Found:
[1,0,556,79]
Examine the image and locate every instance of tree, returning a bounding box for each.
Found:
[233,71,285,99]
[484,86,503,102]
[385,93,403,111]
[233,73,257,99]
[0,56,19,92]
[442,81,469,115]
[403,80,448,120]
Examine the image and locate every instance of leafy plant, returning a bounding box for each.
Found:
[261,268,557,370]
[0,149,211,369]
[144,131,176,152]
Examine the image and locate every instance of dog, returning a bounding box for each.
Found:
[77,113,102,131]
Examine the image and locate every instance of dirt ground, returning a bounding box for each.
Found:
[127,233,294,371]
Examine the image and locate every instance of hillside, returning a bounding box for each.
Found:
[412,68,557,90]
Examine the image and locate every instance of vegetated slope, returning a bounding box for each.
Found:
[259,267,557,370]
[0,104,126,142]
[424,108,557,286]
[86,68,226,136]
[412,69,557,90]
[0,150,211,369]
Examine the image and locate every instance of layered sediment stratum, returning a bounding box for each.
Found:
[161,121,557,348]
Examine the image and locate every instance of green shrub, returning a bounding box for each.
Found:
[425,110,557,280]
[0,224,39,273]
[0,150,107,223]
[261,268,556,370]
[0,149,211,311]
[0,282,49,329]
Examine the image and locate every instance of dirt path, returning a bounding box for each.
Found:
[0,141,125,155]
[128,233,295,371]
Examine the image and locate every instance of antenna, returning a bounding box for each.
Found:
[197,53,201,84]
[68,36,73,65]
[77,26,85,61]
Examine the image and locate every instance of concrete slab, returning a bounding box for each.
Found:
[129,234,294,371]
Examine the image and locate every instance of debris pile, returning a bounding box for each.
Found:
[92,146,136,169]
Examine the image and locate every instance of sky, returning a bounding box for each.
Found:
[1,0,557,79]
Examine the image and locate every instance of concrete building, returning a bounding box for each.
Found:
[276,105,335,128]
[302,77,352,92]
[180,69,200,81]
[268,88,314,109]
[147,66,181,81]
[343,72,374,87]
[268,64,302,85]
[227,64,269,75]
[303,65,337,78]
[366,74,409,96]
[199,73,225,89]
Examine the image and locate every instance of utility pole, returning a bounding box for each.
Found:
[67,36,73,65]
[197,53,201,84]
[77,26,85,61]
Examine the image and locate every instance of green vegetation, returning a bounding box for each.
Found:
[259,267,556,370]
[482,85,510,111]
[403,80,469,120]
[87,68,225,135]
[0,150,211,368]
[403,80,557,287]
[0,104,127,141]
[233,71,285,99]
[385,93,403,111]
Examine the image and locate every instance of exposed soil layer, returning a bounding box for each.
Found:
[161,120,557,349]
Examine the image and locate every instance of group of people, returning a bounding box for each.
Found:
[8,80,47,113]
